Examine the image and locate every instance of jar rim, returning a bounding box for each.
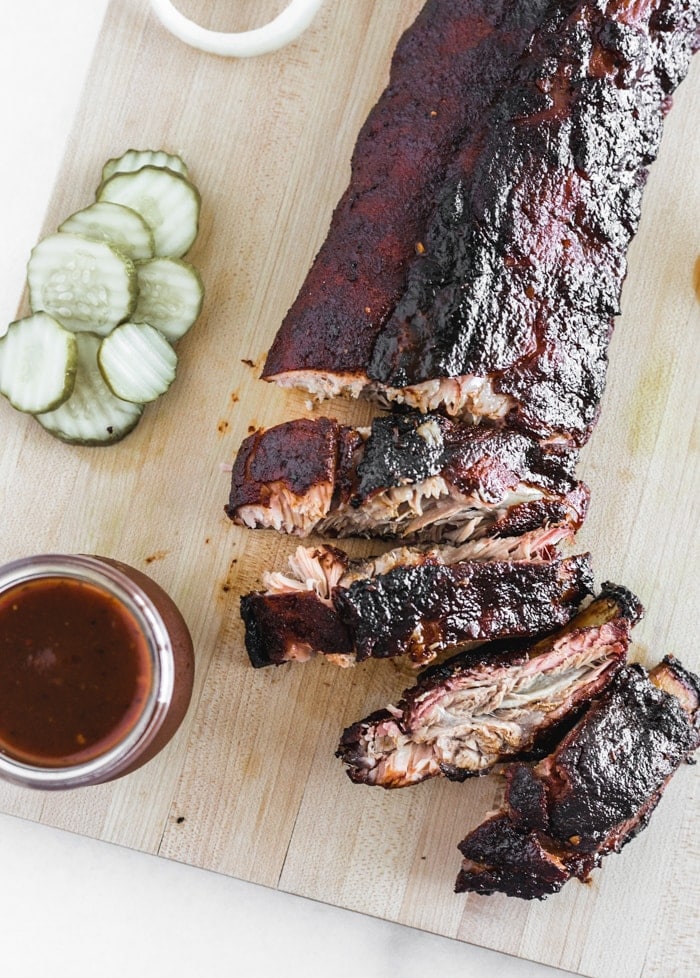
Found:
[0,553,175,789]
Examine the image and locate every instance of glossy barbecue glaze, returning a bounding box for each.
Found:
[226,412,588,544]
[337,584,642,787]
[264,0,700,447]
[240,544,593,667]
[262,0,554,388]
[455,656,700,898]
[337,551,592,662]
[369,0,700,445]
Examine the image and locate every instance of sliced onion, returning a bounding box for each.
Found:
[149,0,324,58]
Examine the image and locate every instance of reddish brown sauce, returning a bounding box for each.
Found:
[0,576,153,767]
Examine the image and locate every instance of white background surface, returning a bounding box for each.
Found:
[0,4,575,976]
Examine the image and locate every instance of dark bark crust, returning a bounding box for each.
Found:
[264,0,699,447]
[337,552,593,661]
[263,0,554,379]
[370,1,700,444]
[241,552,593,667]
[455,658,700,898]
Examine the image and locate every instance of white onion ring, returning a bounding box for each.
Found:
[149,0,325,58]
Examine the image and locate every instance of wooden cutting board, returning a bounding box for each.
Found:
[1,2,698,974]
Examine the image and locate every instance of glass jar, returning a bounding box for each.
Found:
[0,553,194,789]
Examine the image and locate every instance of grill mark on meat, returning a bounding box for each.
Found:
[337,584,641,787]
[240,544,593,668]
[225,413,589,545]
[262,0,554,384]
[455,655,700,899]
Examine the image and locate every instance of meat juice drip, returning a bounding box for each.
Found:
[0,577,153,767]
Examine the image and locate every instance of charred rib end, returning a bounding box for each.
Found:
[455,816,593,899]
[599,582,645,626]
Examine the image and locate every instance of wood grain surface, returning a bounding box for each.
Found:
[0,2,698,975]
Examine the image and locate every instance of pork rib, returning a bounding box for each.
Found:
[226,412,588,547]
[262,0,554,398]
[368,0,700,444]
[264,1,700,446]
[338,584,642,787]
[455,656,700,899]
[240,544,593,668]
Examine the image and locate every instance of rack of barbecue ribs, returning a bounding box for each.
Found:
[261,0,554,403]
[337,584,642,787]
[226,413,588,546]
[229,0,700,904]
[263,0,700,447]
[455,656,700,899]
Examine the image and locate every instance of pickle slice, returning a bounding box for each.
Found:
[0,312,77,414]
[27,232,137,335]
[59,201,155,262]
[98,322,178,403]
[132,258,204,342]
[100,148,189,185]
[97,166,200,258]
[36,332,143,445]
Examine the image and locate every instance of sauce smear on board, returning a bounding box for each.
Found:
[0,576,152,767]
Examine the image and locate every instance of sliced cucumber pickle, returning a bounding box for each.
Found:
[0,313,77,414]
[98,322,178,403]
[133,258,204,342]
[35,332,143,445]
[11,149,203,446]
[58,201,155,262]
[97,166,200,259]
[101,149,189,186]
[27,232,137,336]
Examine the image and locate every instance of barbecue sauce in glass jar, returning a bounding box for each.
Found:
[0,554,194,789]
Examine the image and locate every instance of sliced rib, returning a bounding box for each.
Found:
[226,412,589,546]
[337,584,642,787]
[240,543,593,668]
[455,656,700,899]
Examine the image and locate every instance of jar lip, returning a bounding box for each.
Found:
[0,553,175,789]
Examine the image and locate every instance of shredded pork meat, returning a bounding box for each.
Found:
[338,585,642,786]
[455,655,700,899]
